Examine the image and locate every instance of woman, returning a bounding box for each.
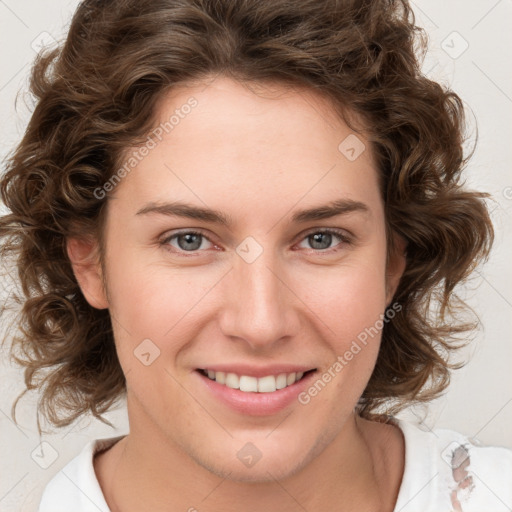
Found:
[1,0,510,511]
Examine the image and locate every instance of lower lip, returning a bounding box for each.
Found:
[196,370,317,416]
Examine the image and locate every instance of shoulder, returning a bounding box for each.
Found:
[392,418,512,512]
[37,435,125,512]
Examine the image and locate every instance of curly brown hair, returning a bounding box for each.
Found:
[0,0,493,432]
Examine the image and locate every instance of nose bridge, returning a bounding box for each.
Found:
[220,242,297,348]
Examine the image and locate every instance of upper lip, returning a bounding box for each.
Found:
[196,364,316,378]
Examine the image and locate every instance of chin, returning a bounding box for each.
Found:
[187,435,323,483]
[198,455,306,483]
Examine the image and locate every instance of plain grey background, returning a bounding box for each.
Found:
[1,1,511,510]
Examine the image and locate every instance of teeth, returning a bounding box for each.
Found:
[202,369,309,393]
[225,372,239,389]
[276,374,288,389]
[286,372,296,386]
[258,375,276,393]
[239,375,258,392]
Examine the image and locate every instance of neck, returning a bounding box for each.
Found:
[97,410,403,512]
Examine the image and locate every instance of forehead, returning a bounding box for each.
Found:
[112,77,382,222]
[149,76,368,158]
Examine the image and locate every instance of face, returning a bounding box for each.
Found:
[69,76,405,482]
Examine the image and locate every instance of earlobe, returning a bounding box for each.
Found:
[385,234,407,306]
[66,237,109,310]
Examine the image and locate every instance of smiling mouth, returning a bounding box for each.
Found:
[196,368,316,393]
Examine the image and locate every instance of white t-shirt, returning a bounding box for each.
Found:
[37,418,512,512]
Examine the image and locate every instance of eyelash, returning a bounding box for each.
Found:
[159,228,352,256]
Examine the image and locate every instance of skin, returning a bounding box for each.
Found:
[68,76,406,511]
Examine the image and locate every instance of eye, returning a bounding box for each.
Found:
[159,228,351,255]
[296,228,351,252]
[160,230,215,253]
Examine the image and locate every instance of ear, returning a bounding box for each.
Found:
[385,233,407,305]
[66,237,109,310]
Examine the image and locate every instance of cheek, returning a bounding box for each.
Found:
[297,257,388,343]
[292,254,389,407]
[336,269,387,344]
[294,263,388,411]
[102,248,209,354]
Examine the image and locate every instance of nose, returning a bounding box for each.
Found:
[218,245,301,351]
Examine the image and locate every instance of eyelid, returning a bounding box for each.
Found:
[299,226,352,240]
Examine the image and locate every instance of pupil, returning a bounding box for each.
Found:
[179,233,201,251]
[311,232,331,250]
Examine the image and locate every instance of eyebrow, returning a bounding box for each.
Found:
[135,198,370,226]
